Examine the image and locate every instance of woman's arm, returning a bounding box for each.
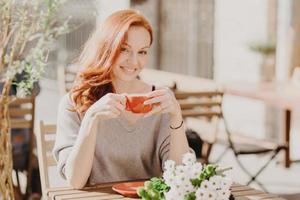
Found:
[144,89,190,164]
[168,111,190,164]
[58,93,126,189]
[64,112,98,189]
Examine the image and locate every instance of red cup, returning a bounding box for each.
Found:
[125,95,153,113]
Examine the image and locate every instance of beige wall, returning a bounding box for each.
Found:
[132,0,215,78]
[131,0,160,70]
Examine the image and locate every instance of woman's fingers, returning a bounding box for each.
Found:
[107,93,126,112]
[143,89,175,117]
[144,100,173,117]
[110,105,121,116]
[146,89,165,97]
[146,88,170,99]
[161,107,172,114]
[113,101,125,111]
[111,93,126,105]
[161,101,172,110]
[144,95,167,105]
[144,105,162,117]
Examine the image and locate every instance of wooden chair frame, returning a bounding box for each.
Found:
[174,90,223,164]
[220,95,287,191]
[57,65,78,95]
[174,89,286,191]
[36,121,57,199]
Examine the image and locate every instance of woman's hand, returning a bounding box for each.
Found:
[143,88,182,120]
[86,93,126,120]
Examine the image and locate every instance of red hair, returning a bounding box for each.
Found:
[70,9,153,114]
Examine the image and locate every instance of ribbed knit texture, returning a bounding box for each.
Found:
[53,94,170,185]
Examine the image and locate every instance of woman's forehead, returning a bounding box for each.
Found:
[123,26,151,48]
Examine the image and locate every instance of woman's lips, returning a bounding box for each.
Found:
[120,66,137,74]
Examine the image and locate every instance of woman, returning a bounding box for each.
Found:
[53,9,190,189]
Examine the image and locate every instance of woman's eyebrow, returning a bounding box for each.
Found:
[141,46,150,49]
[122,43,150,49]
[122,43,131,48]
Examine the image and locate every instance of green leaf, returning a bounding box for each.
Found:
[190,178,201,187]
[184,192,196,200]
[144,181,153,190]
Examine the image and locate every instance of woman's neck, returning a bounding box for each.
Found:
[112,78,141,94]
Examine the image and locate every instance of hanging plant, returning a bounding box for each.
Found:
[0,0,71,198]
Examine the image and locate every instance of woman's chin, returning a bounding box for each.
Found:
[118,75,139,82]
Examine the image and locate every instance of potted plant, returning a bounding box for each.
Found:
[249,41,276,82]
[0,0,70,198]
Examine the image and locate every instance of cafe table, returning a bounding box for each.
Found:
[224,81,300,168]
[47,182,286,200]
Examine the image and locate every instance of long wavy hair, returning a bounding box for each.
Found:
[70,9,153,114]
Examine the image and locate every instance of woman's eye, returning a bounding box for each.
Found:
[139,50,148,55]
[120,47,129,53]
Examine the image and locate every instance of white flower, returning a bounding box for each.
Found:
[196,188,217,200]
[196,177,232,200]
[174,173,190,187]
[175,165,186,176]
[196,188,205,200]
[190,162,203,178]
[173,182,182,191]
[220,178,233,190]
[163,171,176,187]
[165,189,179,200]
[162,154,232,200]
[200,180,214,190]
[182,152,196,166]
[208,176,222,190]
[185,166,198,180]
[181,179,195,194]
[177,190,188,200]
[164,160,176,172]
[216,189,231,200]
[205,189,218,200]
[165,188,186,200]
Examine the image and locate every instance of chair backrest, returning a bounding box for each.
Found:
[174,90,223,162]
[57,65,78,95]
[9,97,36,192]
[9,97,35,129]
[174,90,223,120]
[36,121,57,197]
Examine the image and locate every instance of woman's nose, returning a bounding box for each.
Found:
[128,52,139,66]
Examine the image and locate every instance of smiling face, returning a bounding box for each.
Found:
[112,25,151,82]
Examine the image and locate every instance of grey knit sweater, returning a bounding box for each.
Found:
[53,94,171,185]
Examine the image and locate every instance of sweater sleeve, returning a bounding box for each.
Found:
[52,94,81,179]
[157,114,171,170]
[157,114,196,171]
